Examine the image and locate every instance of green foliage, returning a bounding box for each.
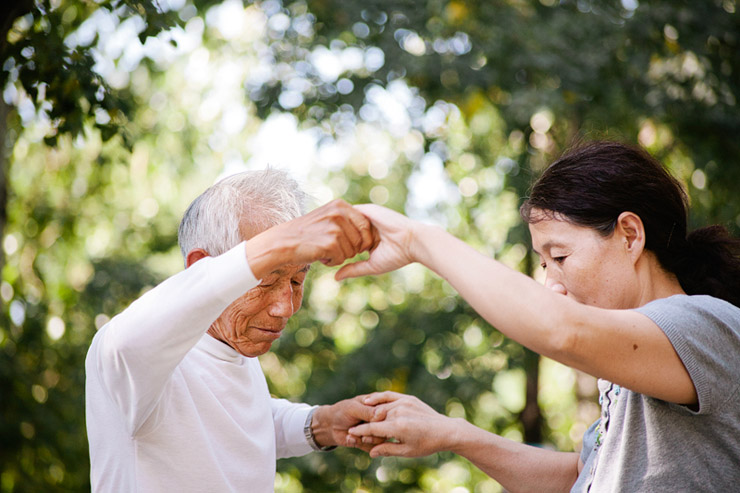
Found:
[1,92,219,489]
[2,0,739,491]
[256,0,740,228]
[1,0,217,145]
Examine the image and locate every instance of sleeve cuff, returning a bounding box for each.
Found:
[272,399,314,458]
[208,242,261,305]
[304,407,337,452]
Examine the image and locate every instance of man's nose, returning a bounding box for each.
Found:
[544,275,567,296]
[267,284,295,317]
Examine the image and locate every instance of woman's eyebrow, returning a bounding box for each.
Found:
[537,241,568,255]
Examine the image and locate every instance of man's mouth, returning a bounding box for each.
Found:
[253,327,283,339]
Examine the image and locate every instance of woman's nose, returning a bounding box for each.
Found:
[545,276,568,295]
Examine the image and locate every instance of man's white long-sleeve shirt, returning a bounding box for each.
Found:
[85,243,313,492]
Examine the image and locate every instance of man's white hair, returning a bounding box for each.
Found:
[178,168,307,264]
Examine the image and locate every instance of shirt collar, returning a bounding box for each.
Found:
[195,333,243,363]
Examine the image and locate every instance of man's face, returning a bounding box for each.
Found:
[210,263,309,357]
[208,216,308,357]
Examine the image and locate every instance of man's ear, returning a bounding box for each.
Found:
[186,248,210,268]
[615,211,646,262]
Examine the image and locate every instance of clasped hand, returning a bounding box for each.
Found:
[250,200,423,281]
[345,391,452,459]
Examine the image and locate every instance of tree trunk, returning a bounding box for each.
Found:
[0,3,34,269]
[520,348,542,443]
[519,248,543,443]
[0,97,9,284]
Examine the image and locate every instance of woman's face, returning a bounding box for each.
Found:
[528,210,640,309]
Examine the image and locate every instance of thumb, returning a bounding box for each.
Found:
[369,442,400,458]
[371,406,388,421]
[354,402,376,423]
[335,259,373,281]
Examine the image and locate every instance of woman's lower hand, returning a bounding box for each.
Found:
[346,391,453,458]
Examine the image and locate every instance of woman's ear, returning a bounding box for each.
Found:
[186,248,210,268]
[616,211,646,262]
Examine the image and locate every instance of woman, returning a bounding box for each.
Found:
[337,141,740,491]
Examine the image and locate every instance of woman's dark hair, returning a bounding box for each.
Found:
[520,141,740,307]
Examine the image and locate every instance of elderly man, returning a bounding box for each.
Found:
[85,169,375,491]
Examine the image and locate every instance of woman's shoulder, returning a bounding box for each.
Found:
[642,293,738,311]
[637,294,740,333]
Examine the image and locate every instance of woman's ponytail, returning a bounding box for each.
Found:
[676,225,740,307]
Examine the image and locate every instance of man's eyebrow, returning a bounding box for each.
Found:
[268,265,311,276]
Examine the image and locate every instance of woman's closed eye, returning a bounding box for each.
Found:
[541,256,567,269]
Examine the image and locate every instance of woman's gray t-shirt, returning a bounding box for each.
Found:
[572,295,740,492]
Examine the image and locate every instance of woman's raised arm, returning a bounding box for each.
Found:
[339,204,696,405]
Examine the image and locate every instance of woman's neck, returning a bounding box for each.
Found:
[636,251,686,306]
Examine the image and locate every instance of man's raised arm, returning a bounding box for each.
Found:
[87,200,375,436]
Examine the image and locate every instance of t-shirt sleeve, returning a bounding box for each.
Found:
[635,295,740,415]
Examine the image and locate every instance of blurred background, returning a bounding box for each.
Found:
[1,0,738,491]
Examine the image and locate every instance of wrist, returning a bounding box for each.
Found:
[243,230,291,280]
[445,417,484,456]
[409,222,442,266]
[304,406,337,452]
